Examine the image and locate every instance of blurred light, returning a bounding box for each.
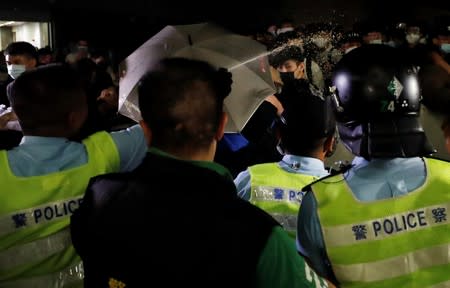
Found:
[0,21,15,27]
[407,75,419,100]
[334,72,349,100]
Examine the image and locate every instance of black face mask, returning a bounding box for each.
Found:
[279,72,295,84]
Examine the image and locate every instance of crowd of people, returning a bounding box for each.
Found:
[0,14,449,288]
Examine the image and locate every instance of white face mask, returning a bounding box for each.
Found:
[7,64,26,79]
[406,33,421,44]
[441,43,450,54]
[312,37,329,48]
[369,39,383,44]
[344,46,358,54]
[276,27,294,35]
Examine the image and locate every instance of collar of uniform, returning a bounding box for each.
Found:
[148,146,233,180]
[19,136,70,146]
[279,154,328,176]
[346,157,425,180]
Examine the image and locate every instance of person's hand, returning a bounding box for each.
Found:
[264,94,284,116]
[98,86,119,108]
[0,111,18,130]
[97,86,119,115]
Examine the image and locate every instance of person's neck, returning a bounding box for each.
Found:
[158,141,216,162]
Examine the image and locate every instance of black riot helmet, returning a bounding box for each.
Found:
[330,44,435,159]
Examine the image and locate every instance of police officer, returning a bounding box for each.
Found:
[0,64,146,287]
[235,79,338,238]
[297,45,450,287]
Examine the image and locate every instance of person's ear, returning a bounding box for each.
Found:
[139,120,152,146]
[294,61,305,79]
[67,107,87,133]
[215,112,228,141]
[27,57,37,69]
[324,133,338,157]
[443,119,450,153]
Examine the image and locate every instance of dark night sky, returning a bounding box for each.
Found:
[0,0,448,61]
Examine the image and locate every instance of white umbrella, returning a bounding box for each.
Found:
[118,22,276,133]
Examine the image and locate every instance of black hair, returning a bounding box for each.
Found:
[276,79,336,155]
[9,63,86,134]
[138,57,232,150]
[268,45,304,67]
[4,41,38,61]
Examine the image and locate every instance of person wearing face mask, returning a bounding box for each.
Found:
[269,42,325,98]
[430,20,450,65]
[357,20,387,46]
[338,31,363,55]
[3,41,38,107]
[403,17,450,162]
[303,22,343,88]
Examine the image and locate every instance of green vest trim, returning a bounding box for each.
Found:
[0,131,119,285]
[312,158,450,287]
[249,163,318,237]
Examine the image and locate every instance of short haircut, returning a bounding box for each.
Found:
[4,41,38,61]
[138,57,231,150]
[9,63,86,133]
[269,45,304,67]
[277,79,336,155]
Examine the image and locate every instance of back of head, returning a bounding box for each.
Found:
[331,44,435,159]
[138,57,232,151]
[277,79,336,155]
[9,63,87,136]
[4,41,38,60]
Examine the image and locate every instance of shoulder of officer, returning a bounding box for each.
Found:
[303,163,353,192]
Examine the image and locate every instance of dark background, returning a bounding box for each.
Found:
[0,0,449,62]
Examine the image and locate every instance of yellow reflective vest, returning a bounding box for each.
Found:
[0,131,120,287]
[312,157,450,288]
[248,163,318,237]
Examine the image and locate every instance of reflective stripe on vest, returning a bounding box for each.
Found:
[1,262,83,288]
[0,229,72,270]
[249,163,317,237]
[312,158,450,287]
[271,213,298,232]
[430,280,450,288]
[0,131,119,284]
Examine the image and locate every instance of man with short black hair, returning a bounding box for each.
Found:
[3,41,39,106]
[71,57,332,288]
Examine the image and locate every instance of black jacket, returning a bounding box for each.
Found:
[71,151,279,287]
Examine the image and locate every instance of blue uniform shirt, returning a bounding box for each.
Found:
[7,124,146,176]
[234,154,330,201]
[297,156,427,279]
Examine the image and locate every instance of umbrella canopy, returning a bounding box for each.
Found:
[118,22,276,132]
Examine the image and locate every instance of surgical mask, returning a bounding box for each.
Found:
[344,46,358,54]
[277,27,294,35]
[369,39,383,44]
[279,72,295,84]
[77,45,89,51]
[312,37,329,48]
[406,33,421,44]
[385,41,397,48]
[7,64,26,79]
[441,43,450,54]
